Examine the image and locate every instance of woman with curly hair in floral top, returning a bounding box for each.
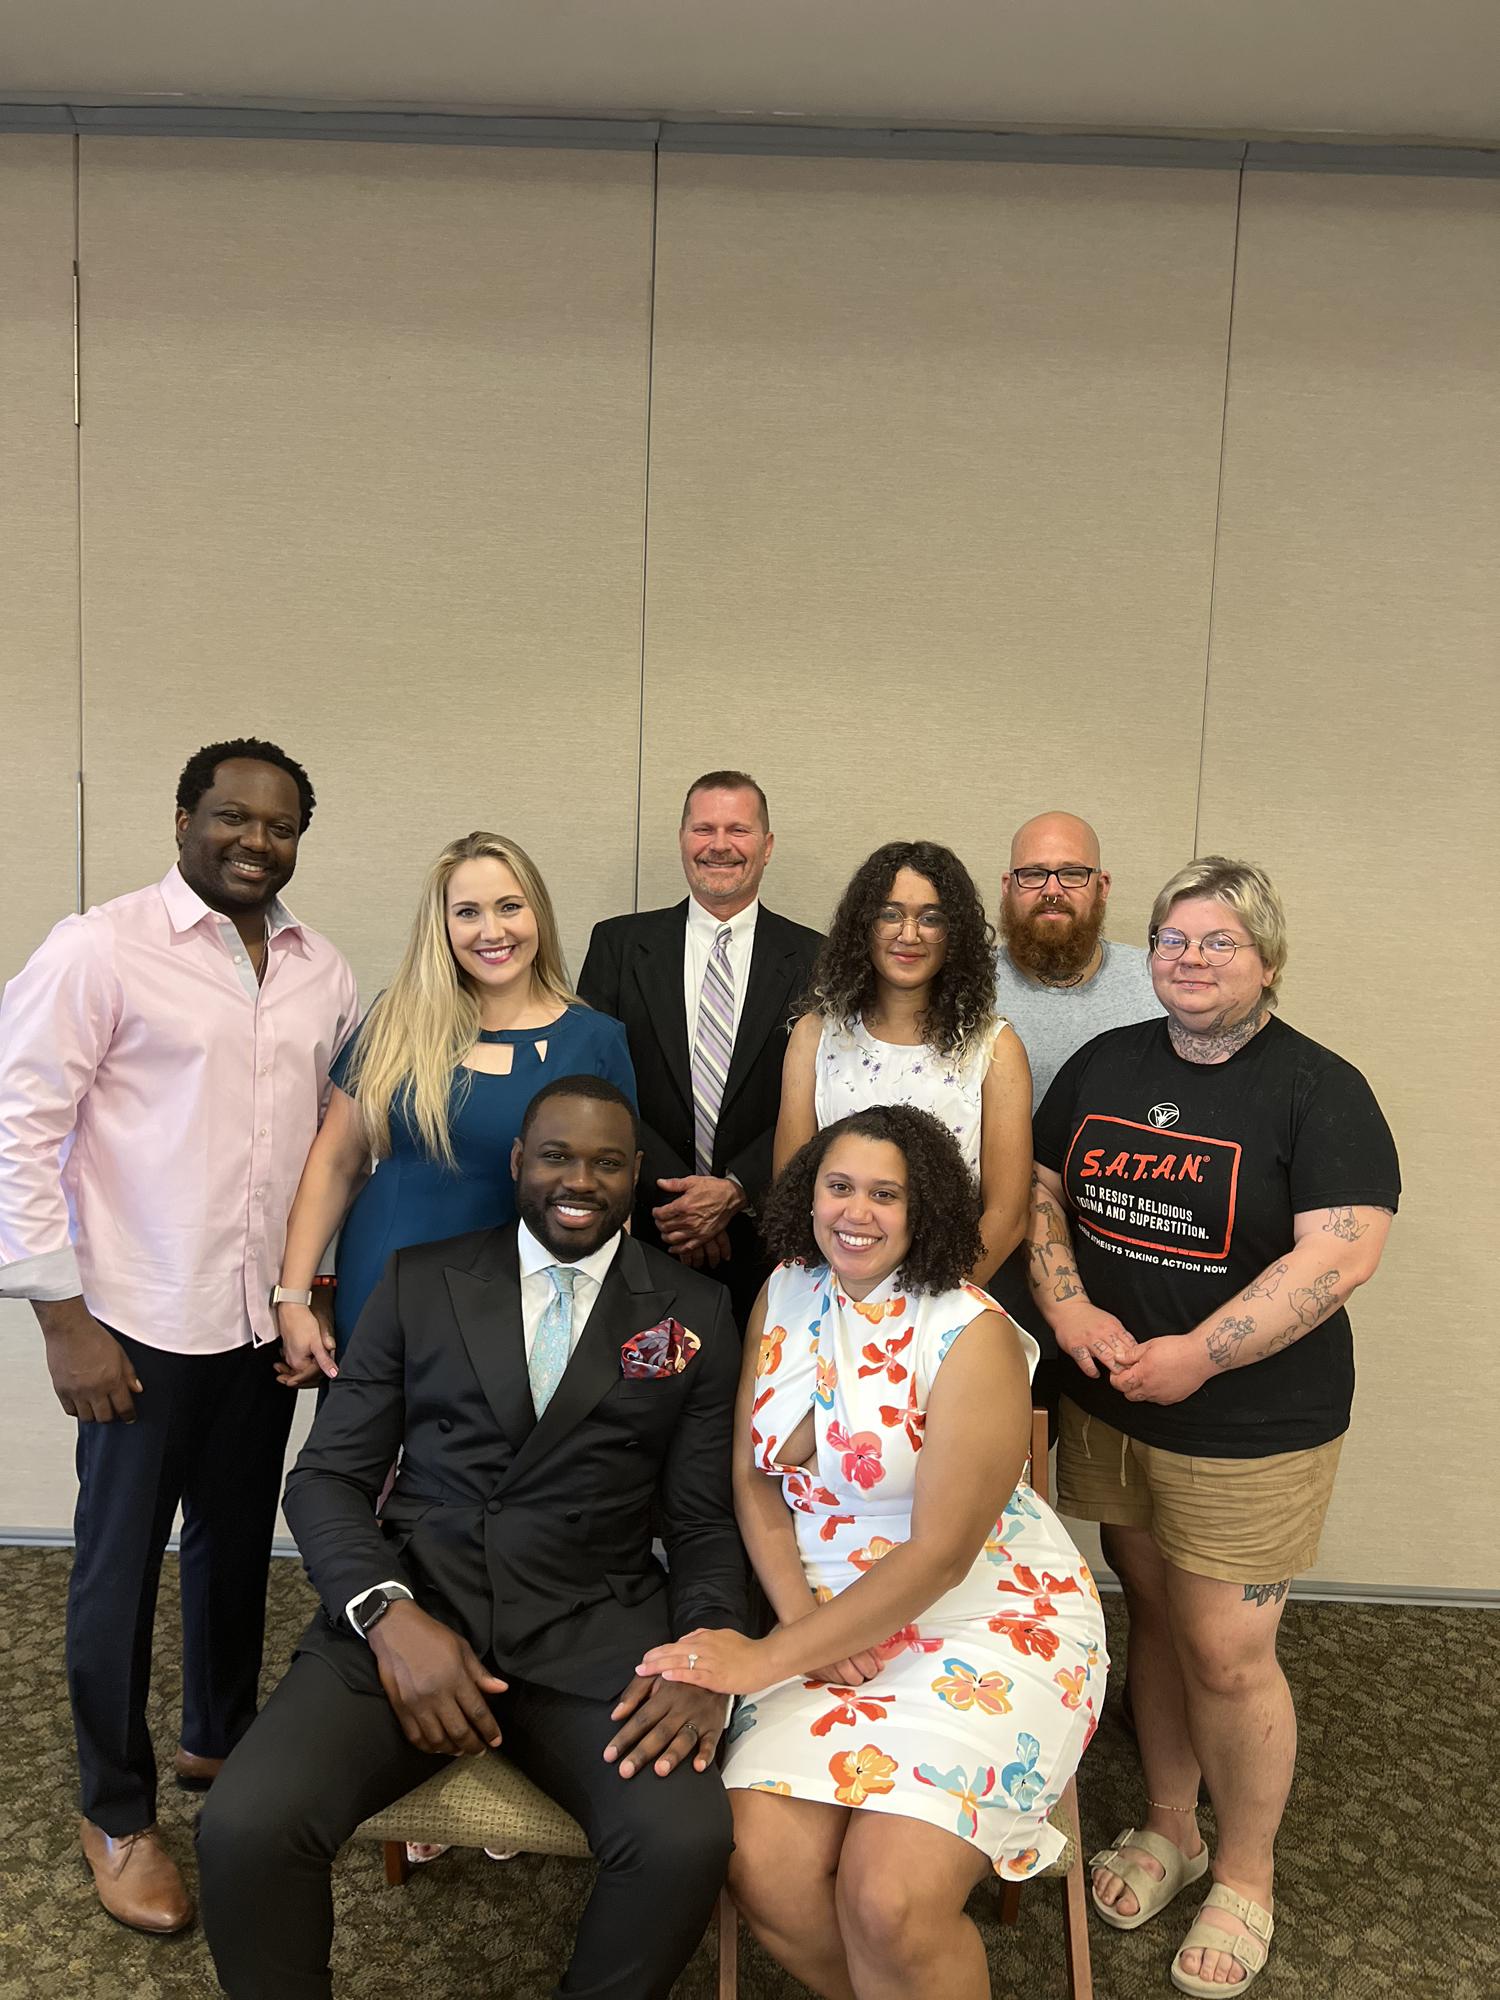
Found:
[774,840,1031,1285]
[638,1106,1105,2000]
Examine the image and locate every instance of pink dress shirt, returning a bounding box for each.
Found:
[0,866,358,1355]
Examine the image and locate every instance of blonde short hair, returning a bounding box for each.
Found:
[1150,856,1289,1006]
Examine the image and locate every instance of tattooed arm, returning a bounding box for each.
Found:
[1027,1163,1141,1378]
[1110,1205,1393,1402]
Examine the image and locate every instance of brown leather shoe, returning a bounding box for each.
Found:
[80,1818,195,1933]
[172,1746,226,1790]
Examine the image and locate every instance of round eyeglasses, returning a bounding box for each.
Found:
[1010,865,1096,891]
[872,906,949,940]
[1149,928,1251,964]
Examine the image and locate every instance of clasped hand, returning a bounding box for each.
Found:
[1107,1334,1209,1406]
[652,1175,744,1266]
[274,1295,339,1388]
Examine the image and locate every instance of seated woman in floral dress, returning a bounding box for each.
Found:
[638,1105,1106,2000]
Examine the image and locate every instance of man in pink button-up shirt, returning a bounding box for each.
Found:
[0,736,357,1935]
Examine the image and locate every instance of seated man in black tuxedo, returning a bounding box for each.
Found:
[198,1075,746,2000]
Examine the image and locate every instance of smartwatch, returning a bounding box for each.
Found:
[271,1277,336,1308]
[351,1586,408,1640]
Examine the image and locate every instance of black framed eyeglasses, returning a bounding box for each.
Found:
[1010,865,1096,891]
[1149,928,1249,965]
[872,905,949,940]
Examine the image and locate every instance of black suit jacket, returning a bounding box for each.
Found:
[282,1225,746,1703]
[578,901,822,1308]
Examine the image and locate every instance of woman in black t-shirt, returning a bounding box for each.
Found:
[1028,857,1398,1999]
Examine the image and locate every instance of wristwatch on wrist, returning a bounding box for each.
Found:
[351,1586,404,1640]
[271,1276,336,1308]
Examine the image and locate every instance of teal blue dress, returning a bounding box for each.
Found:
[329,1004,636,1357]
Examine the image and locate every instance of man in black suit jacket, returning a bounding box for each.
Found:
[579,769,822,1328]
[199,1077,745,2000]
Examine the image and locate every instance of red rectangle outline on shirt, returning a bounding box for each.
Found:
[1061,1115,1242,1261]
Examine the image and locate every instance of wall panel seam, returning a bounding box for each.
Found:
[1191,162,1245,860]
[632,142,660,913]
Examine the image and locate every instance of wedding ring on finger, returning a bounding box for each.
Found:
[687,1652,700,1670]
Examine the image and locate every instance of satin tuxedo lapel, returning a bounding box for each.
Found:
[501,1234,673,1492]
[719,913,802,1119]
[445,1234,534,1457]
[628,902,692,1119]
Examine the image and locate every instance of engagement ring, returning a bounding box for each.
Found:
[687,1652,699,1670]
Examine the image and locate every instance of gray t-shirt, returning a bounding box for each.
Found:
[995,940,1163,1110]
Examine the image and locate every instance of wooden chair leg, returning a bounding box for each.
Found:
[716,1886,739,1999]
[1057,1777,1094,2000]
[383,1840,411,1887]
[996,1877,1022,1926]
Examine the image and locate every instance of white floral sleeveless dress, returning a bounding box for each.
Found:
[721,1260,1107,1877]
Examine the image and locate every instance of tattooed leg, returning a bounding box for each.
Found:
[1166,1563,1294,1984]
[1242,1578,1291,1608]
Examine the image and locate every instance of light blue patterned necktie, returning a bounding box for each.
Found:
[529,1265,577,1416]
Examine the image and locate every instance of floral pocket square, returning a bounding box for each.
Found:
[621,1318,701,1379]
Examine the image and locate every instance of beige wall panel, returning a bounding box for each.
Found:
[0,136,79,972]
[77,138,653,990]
[0,138,83,1536]
[1200,173,1500,1590]
[639,154,1239,936]
[1,139,652,1539]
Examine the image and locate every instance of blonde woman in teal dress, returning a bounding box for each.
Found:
[273,830,634,1381]
[638,1105,1105,2000]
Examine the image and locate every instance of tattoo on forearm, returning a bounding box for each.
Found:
[1242,1578,1290,1607]
[1243,1260,1288,1301]
[1265,1268,1342,1354]
[1324,1207,1368,1242]
[1029,1177,1081,1300]
[1206,1314,1256,1370]
[1291,1269,1340,1327]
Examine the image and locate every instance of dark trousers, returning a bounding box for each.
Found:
[67,1329,294,1834]
[198,1653,734,2000]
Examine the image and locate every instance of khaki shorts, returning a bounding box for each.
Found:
[1055,1396,1343,1586]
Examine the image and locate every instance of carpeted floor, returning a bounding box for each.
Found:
[0,1546,1493,1999]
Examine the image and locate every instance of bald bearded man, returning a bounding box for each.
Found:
[991,812,1162,1418]
[996,811,1161,1109]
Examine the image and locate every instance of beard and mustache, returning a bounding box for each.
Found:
[1001,888,1106,983]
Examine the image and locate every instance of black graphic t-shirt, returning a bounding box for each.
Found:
[1033,1016,1400,1457]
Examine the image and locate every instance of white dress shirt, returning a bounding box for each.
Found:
[515,1217,622,1362]
[348,1220,624,1635]
[682,895,758,1051]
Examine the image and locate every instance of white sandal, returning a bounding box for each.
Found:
[1089,1826,1209,1931]
[1170,1883,1274,1995]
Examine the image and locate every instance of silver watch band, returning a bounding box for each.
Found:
[271,1285,313,1308]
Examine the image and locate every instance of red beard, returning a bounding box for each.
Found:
[1001,891,1106,983]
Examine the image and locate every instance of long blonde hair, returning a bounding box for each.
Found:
[345,832,579,1166]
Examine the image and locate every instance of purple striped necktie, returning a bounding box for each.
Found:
[692,925,735,1175]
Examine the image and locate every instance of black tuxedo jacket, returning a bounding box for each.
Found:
[282,1225,746,1703]
[578,901,822,1288]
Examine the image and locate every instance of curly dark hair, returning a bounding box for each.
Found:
[761,1104,983,1295]
[175,738,316,832]
[802,840,996,1058]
